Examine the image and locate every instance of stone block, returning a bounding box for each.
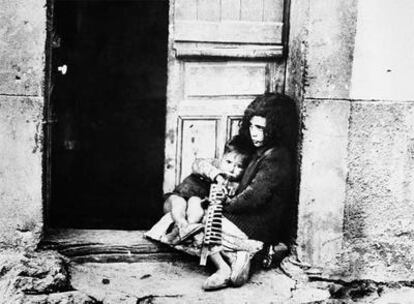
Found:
[0,0,46,96]
[339,101,414,281]
[25,292,97,304]
[0,95,44,249]
[0,251,72,303]
[297,98,350,268]
[286,0,358,100]
[285,0,309,101]
[305,0,358,99]
[351,0,414,101]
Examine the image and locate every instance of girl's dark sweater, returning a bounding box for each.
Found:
[223,146,295,244]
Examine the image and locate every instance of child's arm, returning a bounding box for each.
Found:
[191,158,223,182]
[223,148,291,213]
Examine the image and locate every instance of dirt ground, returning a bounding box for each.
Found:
[2,250,414,304]
[69,258,302,303]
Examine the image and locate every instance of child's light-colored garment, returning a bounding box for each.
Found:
[145,213,263,258]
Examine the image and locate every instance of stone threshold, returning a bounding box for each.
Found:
[40,229,181,263]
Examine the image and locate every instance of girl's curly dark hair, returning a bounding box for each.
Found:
[238,93,298,151]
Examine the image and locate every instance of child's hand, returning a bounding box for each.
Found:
[217,172,239,182]
[200,198,210,209]
[210,183,228,203]
[215,174,226,185]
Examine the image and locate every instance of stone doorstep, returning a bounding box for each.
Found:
[39,229,312,303]
[40,229,170,260]
[39,228,414,303]
[0,247,331,304]
[6,228,410,303]
[69,259,300,304]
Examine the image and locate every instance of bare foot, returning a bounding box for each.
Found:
[202,266,231,291]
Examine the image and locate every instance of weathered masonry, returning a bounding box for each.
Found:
[1,0,413,283]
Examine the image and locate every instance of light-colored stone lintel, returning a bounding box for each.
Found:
[174,44,284,59]
[304,97,414,104]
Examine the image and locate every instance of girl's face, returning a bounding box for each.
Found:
[249,116,266,147]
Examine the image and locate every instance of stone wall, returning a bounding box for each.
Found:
[286,0,357,275]
[289,0,414,282]
[341,101,414,281]
[0,0,46,249]
[340,0,414,281]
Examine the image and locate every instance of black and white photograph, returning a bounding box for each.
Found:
[0,0,413,303]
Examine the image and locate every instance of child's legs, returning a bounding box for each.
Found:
[186,196,204,224]
[164,194,188,227]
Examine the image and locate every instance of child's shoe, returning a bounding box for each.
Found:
[160,225,180,244]
[178,223,203,242]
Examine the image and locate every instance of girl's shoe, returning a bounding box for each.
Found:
[202,271,230,291]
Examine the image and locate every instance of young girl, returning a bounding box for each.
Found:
[202,93,298,290]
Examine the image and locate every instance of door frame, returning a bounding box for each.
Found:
[43,0,171,228]
[44,0,55,227]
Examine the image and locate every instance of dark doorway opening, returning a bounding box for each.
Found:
[49,0,168,229]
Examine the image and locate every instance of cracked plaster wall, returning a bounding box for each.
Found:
[0,0,46,249]
[288,0,414,282]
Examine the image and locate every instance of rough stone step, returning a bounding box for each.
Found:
[41,228,175,263]
[69,259,298,304]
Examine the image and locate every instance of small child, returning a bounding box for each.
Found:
[162,135,252,243]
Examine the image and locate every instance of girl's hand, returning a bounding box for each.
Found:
[215,174,226,185]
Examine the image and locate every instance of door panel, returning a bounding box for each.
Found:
[227,116,243,140]
[184,62,267,97]
[178,118,219,182]
[174,0,284,44]
[164,0,288,191]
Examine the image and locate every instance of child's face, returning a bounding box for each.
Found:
[219,151,247,180]
[249,116,266,147]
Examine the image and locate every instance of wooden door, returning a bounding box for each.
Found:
[164,0,289,192]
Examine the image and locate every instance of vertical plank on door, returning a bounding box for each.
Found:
[241,0,263,21]
[179,119,218,182]
[198,0,221,21]
[222,0,241,21]
[175,0,197,20]
[266,60,285,93]
[263,0,284,22]
[226,116,242,141]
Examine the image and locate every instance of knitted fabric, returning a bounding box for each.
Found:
[223,146,295,244]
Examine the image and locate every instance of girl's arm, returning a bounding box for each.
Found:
[192,158,222,182]
[224,148,291,213]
